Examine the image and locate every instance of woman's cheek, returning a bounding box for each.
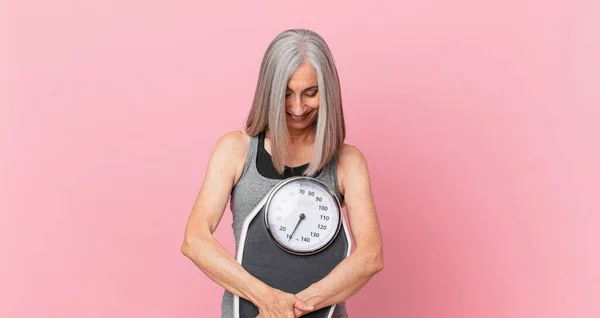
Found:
[309,96,320,109]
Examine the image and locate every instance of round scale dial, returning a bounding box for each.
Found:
[264,177,342,255]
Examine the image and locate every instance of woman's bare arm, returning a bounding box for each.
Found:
[180,131,271,304]
[181,131,314,317]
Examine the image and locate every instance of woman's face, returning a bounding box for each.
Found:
[285,62,319,131]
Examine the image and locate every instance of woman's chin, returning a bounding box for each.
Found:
[286,119,315,131]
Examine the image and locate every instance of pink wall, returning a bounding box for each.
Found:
[2,1,599,317]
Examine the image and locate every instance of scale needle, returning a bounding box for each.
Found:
[288,213,305,241]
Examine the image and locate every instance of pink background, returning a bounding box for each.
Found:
[2,0,599,317]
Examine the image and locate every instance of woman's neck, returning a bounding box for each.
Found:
[266,128,315,145]
[288,130,314,145]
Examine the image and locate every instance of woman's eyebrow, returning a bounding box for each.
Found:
[286,85,318,92]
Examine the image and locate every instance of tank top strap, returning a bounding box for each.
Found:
[245,134,259,173]
[316,152,344,204]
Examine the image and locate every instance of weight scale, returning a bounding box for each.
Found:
[233,176,352,318]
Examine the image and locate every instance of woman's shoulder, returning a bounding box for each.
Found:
[215,130,251,149]
[211,130,252,160]
[211,130,252,184]
[335,143,370,195]
[337,143,368,169]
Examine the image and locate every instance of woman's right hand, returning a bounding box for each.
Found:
[255,288,314,318]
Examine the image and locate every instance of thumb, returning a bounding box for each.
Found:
[293,298,314,311]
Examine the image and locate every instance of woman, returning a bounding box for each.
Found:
[181,29,384,318]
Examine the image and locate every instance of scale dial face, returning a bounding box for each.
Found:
[264,177,342,255]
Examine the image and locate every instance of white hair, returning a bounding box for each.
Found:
[245,28,345,176]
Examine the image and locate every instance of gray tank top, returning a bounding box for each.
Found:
[220,134,349,318]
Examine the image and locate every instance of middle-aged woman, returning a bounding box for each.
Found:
[181,28,384,318]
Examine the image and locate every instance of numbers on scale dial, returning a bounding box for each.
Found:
[267,180,338,253]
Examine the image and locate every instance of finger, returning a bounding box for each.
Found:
[293,298,314,312]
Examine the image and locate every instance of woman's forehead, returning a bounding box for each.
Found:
[287,63,318,90]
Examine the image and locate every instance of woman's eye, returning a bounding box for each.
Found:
[306,90,318,97]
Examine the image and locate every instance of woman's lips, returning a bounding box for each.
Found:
[287,112,309,121]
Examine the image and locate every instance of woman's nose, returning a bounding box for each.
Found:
[288,97,305,115]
